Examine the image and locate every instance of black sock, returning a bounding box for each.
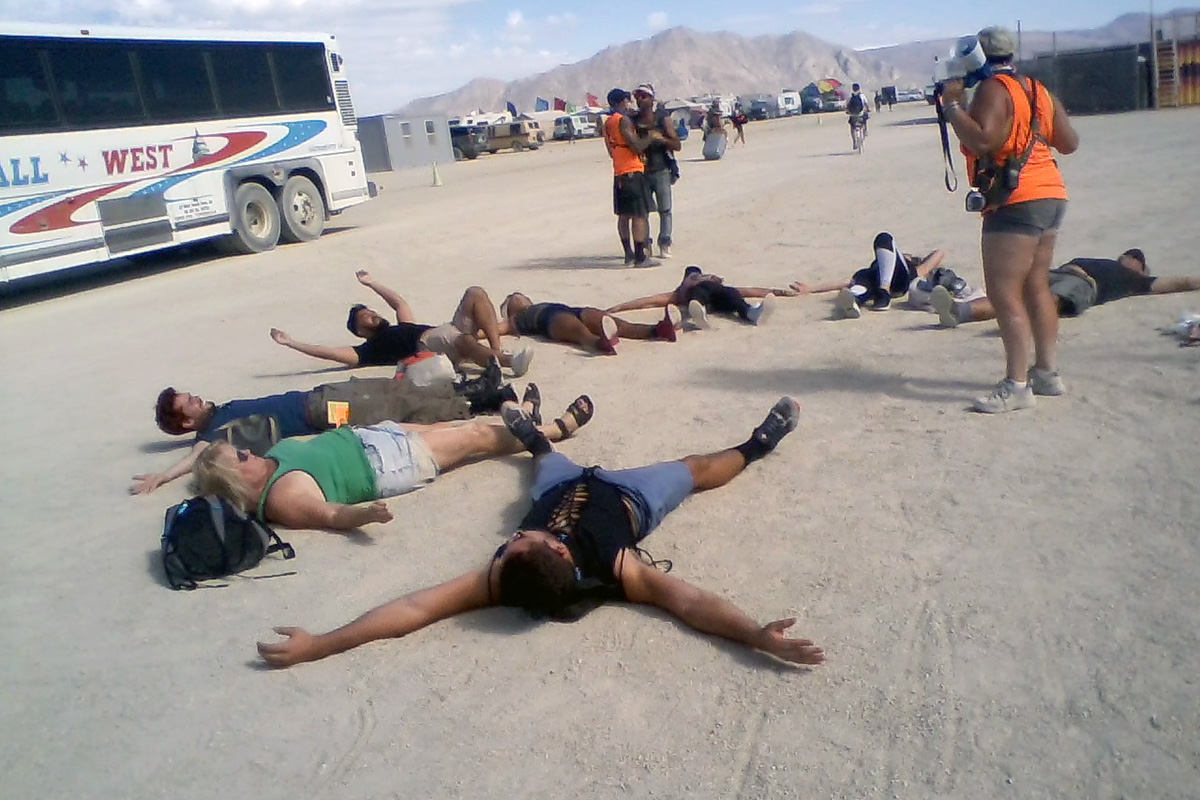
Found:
[634,241,647,262]
[621,238,634,259]
[735,438,771,464]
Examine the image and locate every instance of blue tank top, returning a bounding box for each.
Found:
[199,392,313,442]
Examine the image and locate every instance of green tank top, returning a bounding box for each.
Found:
[258,427,377,519]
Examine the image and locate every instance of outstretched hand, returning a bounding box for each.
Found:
[258,627,320,668]
[270,328,292,346]
[130,473,165,495]
[356,269,373,285]
[757,618,825,666]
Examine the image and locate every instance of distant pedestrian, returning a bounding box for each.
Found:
[731,104,748,145]
[603,88,664,267]
[634,83,681,259]
[874,91,883,113]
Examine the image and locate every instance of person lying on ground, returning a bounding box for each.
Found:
[607,266,802,327]
[496,292,681,355]
[132,362,517,494]
[256,396,824,669]
[269,270,533,375]
[931,248,1200,328]
[792,233,948,317]
[194,390,593,531]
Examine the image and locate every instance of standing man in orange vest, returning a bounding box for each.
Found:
[603,87,663,267]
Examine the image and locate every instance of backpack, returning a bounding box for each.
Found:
[848,94,865,115]
[161,495,295,589]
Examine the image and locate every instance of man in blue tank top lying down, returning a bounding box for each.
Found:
[256,396,824,669]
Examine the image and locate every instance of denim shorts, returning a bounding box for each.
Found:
[982,198,1068,237]
[530,452,694,538]
[354,423,439,498]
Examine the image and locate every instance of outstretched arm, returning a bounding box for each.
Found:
[911,249,946,280]
[606,291,677,313]
[790,280,852,295]
[730,285,806,299]
[257,568,493,668]
[270,328,360,367]
[1151,275,1200,294]
[618,554,824,666]
[357,270,416,323]
[131,440,211,494]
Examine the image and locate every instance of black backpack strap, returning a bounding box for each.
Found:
[266,529,296,560]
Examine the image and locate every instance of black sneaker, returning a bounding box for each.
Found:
[869,288,891,311]
[501,403,551,455]
[483,355,503,390]
[751,397,801,451]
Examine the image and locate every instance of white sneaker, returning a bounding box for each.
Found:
[1028,367,1066,396]
[972,379,1035,414]
[509,346,534,377]
[599,315,619,354]
[665,304,682,328]
[658,244,672,258]
[835,288,861,319]
[746,293,776,326]
[930,285,959,328]
[686,299,710,330]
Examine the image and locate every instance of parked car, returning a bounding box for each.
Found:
[552,115,597,140]
[747,100,777,121]
[450,125,489,160]
[487,119,544,152]
[800,95,823,114]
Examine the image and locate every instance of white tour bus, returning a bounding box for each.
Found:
[0,24,375,284]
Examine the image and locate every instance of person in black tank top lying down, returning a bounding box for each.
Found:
[257,396,824,669]
[497,291,681,355]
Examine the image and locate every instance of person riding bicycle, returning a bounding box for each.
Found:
[846,83,870,146]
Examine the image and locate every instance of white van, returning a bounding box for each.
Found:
[552,115,597,140]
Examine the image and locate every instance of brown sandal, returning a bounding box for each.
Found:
[554,395,594,439]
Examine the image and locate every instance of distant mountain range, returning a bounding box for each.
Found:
[396,9,1199,117]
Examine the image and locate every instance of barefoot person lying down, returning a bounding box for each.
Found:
[497,292,680,355]
[257,397,824,669]
[606,266,800,328]
[194,390,593,530]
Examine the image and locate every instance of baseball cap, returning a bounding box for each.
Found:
[606,87,631,106]
[346,303,368,334]
[977,26,1016,59]
[684,265,702,277]
[634,83,655,97]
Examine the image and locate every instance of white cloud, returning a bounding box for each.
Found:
[647,11,668,31]
[506,9,523,28]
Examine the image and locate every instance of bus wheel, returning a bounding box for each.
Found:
[279,175,326,243]
[227,182,280,253]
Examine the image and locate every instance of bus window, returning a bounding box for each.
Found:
[47,42,144,128]
[211,44,278,116]
[0,41,57,133]
[273,44,333,112]
[138,44,217,123]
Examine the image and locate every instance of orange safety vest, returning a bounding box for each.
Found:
[965,74,1067,208]
[604,112,645,176]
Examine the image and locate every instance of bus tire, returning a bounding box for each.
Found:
[278,175,326,243]
[227,182,280,254]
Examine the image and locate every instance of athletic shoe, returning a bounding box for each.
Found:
[835,288,861,319]
[666,303,682,329]
[483,355,504,388]
[599,315,619,354]
[745,293,776,326]
[930,285,959,328]
[509,346,534,377]
[972,379,1035,414]
[686,299,711,330]
[751,396,801,451]
[634,257,661,268]
[623,254,635,266]
[1028,367,1067,396]
[658,244,672,259]
[501,403,551,455]
[868,288,891,311]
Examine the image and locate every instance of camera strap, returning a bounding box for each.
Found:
[935,97,958,192]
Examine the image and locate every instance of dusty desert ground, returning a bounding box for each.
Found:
[2,101,1199,800]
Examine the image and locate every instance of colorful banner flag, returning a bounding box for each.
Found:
[506,101,518,117]
[553,97,566,111]
[586,93,600,107]
[566,102,577,113]
[535,97,550,112]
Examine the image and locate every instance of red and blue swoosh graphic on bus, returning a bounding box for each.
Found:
[3,120,326,235]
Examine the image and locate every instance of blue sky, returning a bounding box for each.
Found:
[1,0,1155,112]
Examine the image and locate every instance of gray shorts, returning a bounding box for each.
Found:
[420,323,465,357]
[1048,268,1097,316]
[353,423,439,498]
[982,198,1068,237]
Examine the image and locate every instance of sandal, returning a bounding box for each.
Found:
[501,403,551,456]
[554,394,595,439]
[522,383,542,425]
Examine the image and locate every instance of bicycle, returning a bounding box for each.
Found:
[850,117,865,154]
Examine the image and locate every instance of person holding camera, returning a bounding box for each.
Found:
[633,83,681,259]
[940,26,1079,413]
